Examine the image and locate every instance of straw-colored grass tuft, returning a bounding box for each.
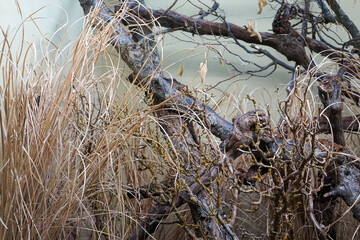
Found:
[0,12,165,239]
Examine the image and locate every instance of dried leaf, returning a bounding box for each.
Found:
[247,21,262,42]
[199,61,208,85]
[257,0,267,14]
[177,64,184,76]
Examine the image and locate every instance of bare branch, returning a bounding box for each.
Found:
[123,3,312,68]
[326,0,360,47]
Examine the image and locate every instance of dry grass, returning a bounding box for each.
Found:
[0,12,167,239]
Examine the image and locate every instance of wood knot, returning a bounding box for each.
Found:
[220,110,270,159]
[272,3,297,34]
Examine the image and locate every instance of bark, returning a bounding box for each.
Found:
[317,115,360,133]
[327,154,360,222]
[220,110,270,160]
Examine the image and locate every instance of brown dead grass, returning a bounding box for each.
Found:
[0,11,162,239]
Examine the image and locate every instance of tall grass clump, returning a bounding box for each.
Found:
[0,11,169,239]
